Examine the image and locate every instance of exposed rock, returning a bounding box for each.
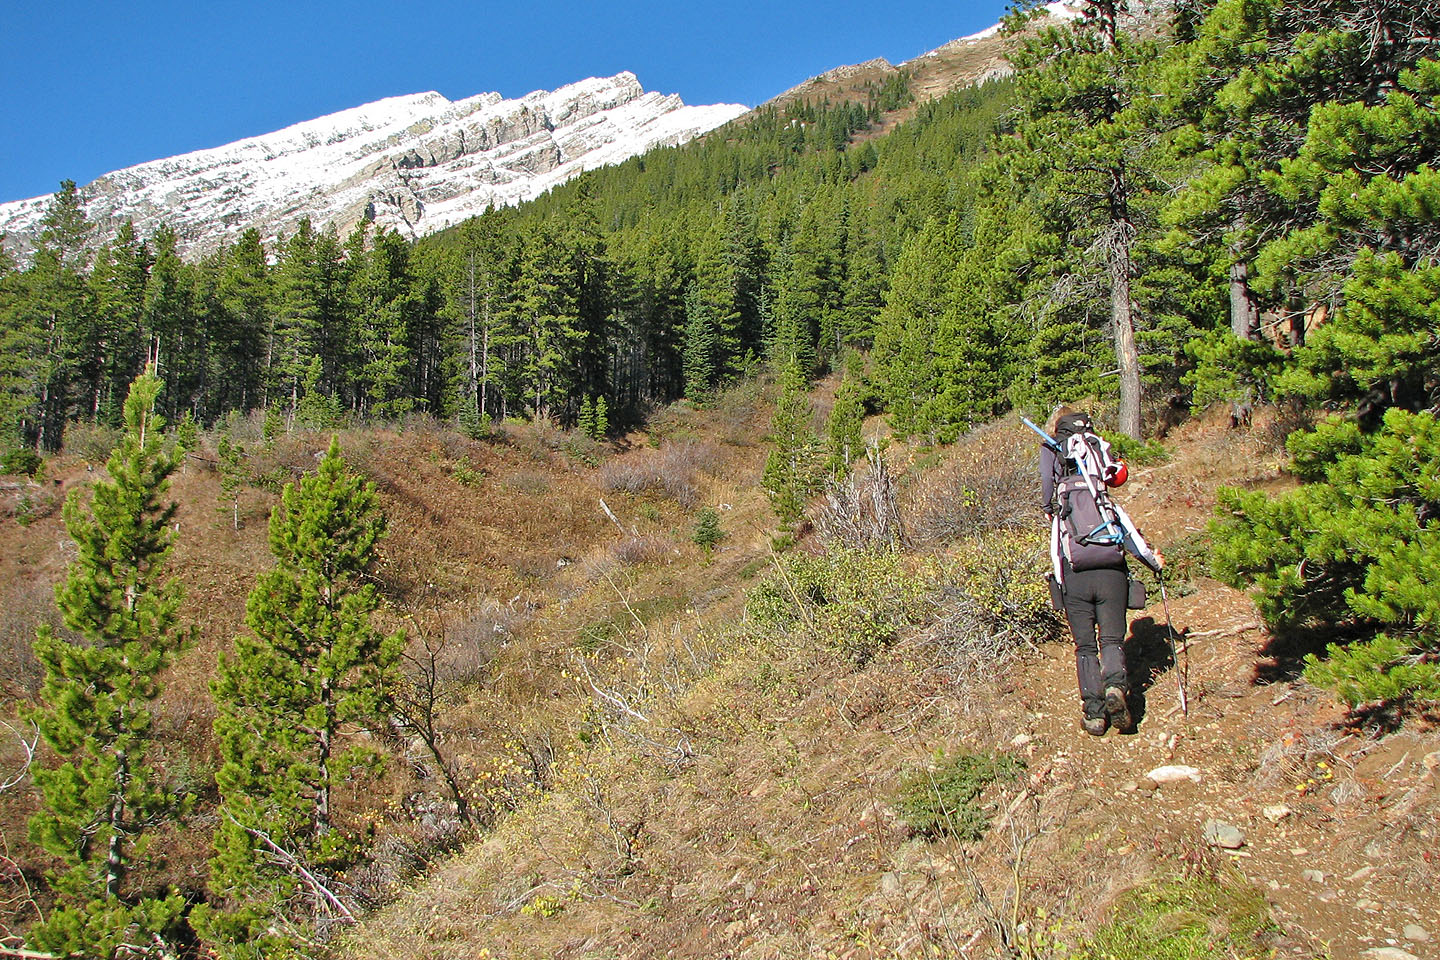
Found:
[880,872,903,896]
[1146,764,1202,784]
[1302,870,1326,884]
[1362,948,1419,960]
[1403,924,1430,942]
[0,73,748,263]
[1262,804,1292,823]
[1202,820,1245,849]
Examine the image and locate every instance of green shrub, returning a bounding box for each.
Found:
[692,507,723,556]
[896,750,1022,841]
[0,448,42,477]
[1075,870,1279,960]
[1102,432,1170,466]
[1212,409,1440,708]
[450,456,484,487]
[747,549,931,664]
[1182,329,1286,411]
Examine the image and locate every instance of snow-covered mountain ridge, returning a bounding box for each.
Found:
[0,73,748,261]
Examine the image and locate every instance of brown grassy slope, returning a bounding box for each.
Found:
[0,384,779,938]
[341,408,1437,960]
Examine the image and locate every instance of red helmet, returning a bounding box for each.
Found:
[1106,460,1129,487]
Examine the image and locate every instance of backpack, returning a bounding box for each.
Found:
[1049,417,1127,571]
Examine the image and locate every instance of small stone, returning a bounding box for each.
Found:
[1422,751,1439,775]
[1403,924,1430,943]
[1203,820,1246,849]
[1356,898,1381,912]
[880,872,902,897]
[1362,948,1419,960]
[859,802,895,824]
[1263,805,1292,823]
[1136,778,1158,794]
[1121,780,1140,792]
[1146,764,1202,784]
[1302,870,1326,884]
[1346,865,1375,882]
[1011,733,1033,747]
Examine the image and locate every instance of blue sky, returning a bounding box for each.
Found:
[0,0,1012,204]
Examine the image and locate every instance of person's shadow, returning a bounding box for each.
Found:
[1122,615,1179,731]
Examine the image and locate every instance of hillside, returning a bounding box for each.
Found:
[1,381,1436,959]
[301,401,1435,960]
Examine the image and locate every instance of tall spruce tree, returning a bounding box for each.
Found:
[26,369,191,958]
[761,358,820,526]
[202,437,402,957]
[1001,0,1167,438]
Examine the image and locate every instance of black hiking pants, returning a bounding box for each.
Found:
[1061,564,1129,718]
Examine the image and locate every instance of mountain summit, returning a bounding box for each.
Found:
[0,73,748,260]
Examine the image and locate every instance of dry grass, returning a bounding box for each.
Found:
[903,414,1038,543]
[598,440,723,510]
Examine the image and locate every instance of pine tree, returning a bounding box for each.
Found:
[1211,410,1440,708]
[592,394,609,439]
[201,437,403,956]
[826,374,866,478]
[26,369,191,958]
[28,180,94,450]
[682,281,720,403]
[692,506,724,558]
[1000,1,1169,438]
[577,395,595,437]
[761,358,819,526]
[217,434,246,530]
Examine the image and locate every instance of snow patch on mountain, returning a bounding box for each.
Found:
[0,73,747,262]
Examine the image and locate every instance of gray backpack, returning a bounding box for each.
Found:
[1050,420,1127,572]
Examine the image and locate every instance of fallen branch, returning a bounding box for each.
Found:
[0,721,38,793]
[224,813,356,924]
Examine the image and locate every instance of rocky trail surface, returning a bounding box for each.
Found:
[1003,419,1439,960]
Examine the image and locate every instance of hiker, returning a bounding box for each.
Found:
[1037,407,1163,736]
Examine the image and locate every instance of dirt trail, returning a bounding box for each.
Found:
[1008,419,1439,960]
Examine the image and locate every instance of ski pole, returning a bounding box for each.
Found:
[1157,570,1188,716]
[1020,416,1064,454]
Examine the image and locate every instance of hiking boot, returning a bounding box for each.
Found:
[1082,714,1108,737]
[1104,685,1132,731]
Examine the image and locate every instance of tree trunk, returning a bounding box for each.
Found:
[317,678,332,838]
[107,748,128,898]
[1229,259,1260,340]
[1109,224,1143,440]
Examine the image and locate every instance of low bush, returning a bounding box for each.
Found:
[598,440,722,509]
[61,421,122,463]
[0,448,42,477]
[1103,432,1170,466]
[896,749,1023,841]
[906,419,1036,543]
[927,530,1061,679]
[1074,868,1279,960]
[609,534,673,567]
[747,548,932,664]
